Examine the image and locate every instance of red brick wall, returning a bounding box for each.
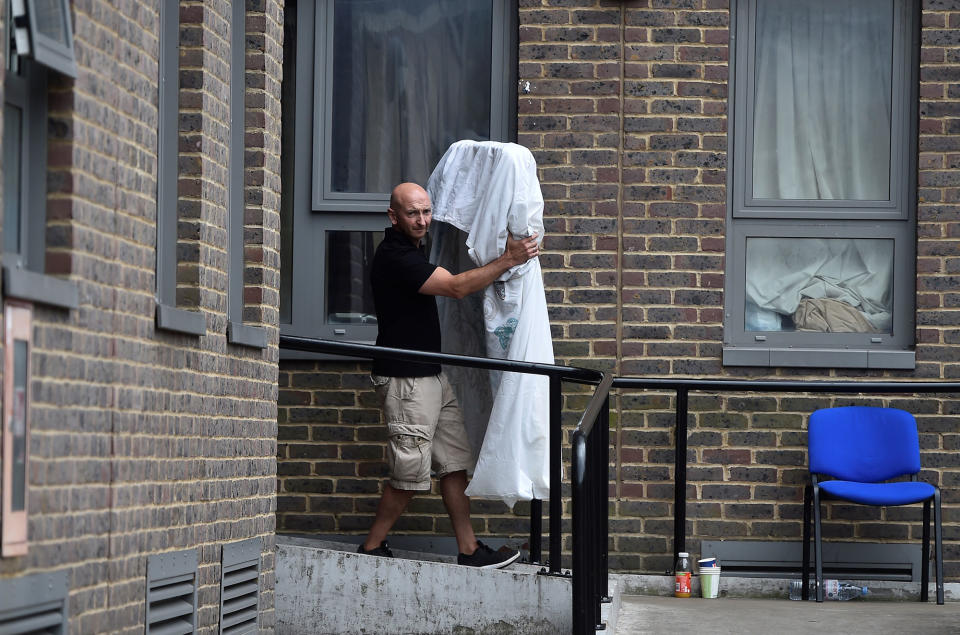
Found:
[0,1,284,631]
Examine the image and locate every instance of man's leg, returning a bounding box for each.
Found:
[441,469,521,569]
[362,375,436,553]
[361,484,415,552]
[439,470,477,555]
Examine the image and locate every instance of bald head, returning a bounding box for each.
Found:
[387,182,432,245]
[390,182,429,212]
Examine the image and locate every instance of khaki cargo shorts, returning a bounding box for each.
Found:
[371,372,474,491]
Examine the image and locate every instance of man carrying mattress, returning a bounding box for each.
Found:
[356,182,538,568]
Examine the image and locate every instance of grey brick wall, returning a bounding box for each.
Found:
[278,0,960,582]
[0,1,283,632]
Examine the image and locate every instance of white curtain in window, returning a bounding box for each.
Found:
[752,0,893,200]
[331,0,492,193]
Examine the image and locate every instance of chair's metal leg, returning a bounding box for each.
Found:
[935,489,944,605]
[802,484,812,601]
[813,486,824,602]
[922,499,931,603]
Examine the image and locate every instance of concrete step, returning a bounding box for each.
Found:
[275,535,573,634]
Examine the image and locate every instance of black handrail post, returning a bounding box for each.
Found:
[674,387,689,561]
[585,413,597,627]
[599,394,610,602]
[529,498,542,564]
[549,373,562,573]
[571,432,588,634]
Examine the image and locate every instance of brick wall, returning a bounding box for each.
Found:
[279,0,960,580]
[0,1,283,632]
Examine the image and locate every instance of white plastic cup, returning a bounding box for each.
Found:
[700,566,721,599]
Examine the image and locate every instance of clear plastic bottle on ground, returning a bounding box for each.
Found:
[789,579,868,601]
[829,582,868,601]
[674,552,692,598]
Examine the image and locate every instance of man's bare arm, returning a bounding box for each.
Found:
[419,233,540,299]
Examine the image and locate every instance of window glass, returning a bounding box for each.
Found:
[279,1,297,325]
[3,103,22,255]
[745,237,893,334]
[329,0,493,193]
[326,230,382,325]
[10,339,28,511]
[32,0,67,45]
[751,0,893,201]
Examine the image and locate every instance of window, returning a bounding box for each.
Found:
[723,0,918,369]
[155,1,204,335]
[280,0,517,347]
[2,0,77,309]
[1,302,31,556]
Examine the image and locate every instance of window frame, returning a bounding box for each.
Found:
[226,0,266,348]
[155,1,205,336]
[281,0,517,349]
[19,0,77,78]
[309,0,514,212]
[1,302,31,557]
[2,0,77,310]
[732,0,914,222]
[722,0,919,369]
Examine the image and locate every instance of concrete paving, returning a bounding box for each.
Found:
[614,595,960,634]
[277,536,960,634]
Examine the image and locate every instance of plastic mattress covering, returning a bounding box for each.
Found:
[427,140,555,508]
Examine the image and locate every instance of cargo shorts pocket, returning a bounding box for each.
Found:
[386,424,431,486]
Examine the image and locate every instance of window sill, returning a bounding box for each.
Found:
[156,303,206,336]
[722,347,915,370]
[278,333,376,362]
[2,266,78,309]
[227,321,267,349]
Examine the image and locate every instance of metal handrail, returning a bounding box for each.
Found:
[278,334,602,571]
[611,377,960,566]
[279,336,960,633]
[281,335,601,383]
[571,373,613,634]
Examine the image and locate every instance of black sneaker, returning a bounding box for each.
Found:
[457,541,520,569]
[357,541,394,558]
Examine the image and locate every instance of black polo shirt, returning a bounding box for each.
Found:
[371,227,441,377]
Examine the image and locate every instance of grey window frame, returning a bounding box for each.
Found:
[282,0,517,350]
[2,0,77,309]
[16,0,77,78]
[156,1,205,336]
[723,0,919,369]
[226,0,266,349]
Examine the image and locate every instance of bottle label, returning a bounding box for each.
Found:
[824,579,839,600]
[675,572,691,596]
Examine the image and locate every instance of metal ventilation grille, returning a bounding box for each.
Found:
[0,601,65,634]
[700,540,921,581]
[0,571,68,634]
[146,549,198,635]
[219,538,261,635]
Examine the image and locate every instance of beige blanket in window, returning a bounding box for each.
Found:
[793,298,878,333]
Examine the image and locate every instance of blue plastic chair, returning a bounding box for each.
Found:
[802,406,943,604]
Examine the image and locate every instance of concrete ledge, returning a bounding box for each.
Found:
[612,573,960,602]
[276,536,572,634]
